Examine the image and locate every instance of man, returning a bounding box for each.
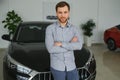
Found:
[45,1,83,80]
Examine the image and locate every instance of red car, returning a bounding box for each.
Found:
[104,24,120,51]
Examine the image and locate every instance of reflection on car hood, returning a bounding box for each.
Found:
[9,42,90,72]
[10,42,50,72]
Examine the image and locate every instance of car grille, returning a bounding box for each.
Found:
[31,72,53,80]
[31,68,96,80]
[78,68,96,80]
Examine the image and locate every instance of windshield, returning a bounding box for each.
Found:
[116,24,120,30]
[16,24,49,43]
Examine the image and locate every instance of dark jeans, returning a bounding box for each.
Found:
[51,67,79,80]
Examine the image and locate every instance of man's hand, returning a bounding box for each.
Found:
[54,42,62,47]
[71,36,78,42]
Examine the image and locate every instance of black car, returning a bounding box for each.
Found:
[2,21,96,80]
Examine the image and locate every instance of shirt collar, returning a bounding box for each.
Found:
[56,21,71,28]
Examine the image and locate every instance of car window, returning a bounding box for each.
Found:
[116,25,120,30]
[16,24,48,43]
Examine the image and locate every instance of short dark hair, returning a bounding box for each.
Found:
[55,1,70,12]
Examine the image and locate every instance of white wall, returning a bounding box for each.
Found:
[0,0,9,48]
[0,0,120,48]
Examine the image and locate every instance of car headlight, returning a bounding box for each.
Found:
[86,55,96,73]
[17,64,31,74]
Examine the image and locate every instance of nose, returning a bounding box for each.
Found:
[61,13,65,17]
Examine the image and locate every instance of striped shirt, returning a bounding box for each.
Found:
[45,21,83,71]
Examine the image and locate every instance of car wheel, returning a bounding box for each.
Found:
[107,39,117,51]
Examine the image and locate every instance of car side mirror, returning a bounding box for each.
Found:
[1,34,11,41]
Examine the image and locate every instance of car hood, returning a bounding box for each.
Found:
[107,27,118,32]
[9,42,90,72]
[10,42,50,72]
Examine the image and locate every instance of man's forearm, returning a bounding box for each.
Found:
[54,36,82,51]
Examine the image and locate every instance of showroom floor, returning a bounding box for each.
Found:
[0,44,120,80]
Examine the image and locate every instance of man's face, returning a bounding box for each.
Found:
[56,6,69,24]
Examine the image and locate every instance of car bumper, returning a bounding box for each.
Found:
[3,62,96,80]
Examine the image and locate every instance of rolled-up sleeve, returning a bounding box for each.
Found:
[62,27,83,50]
[45,26,68,54]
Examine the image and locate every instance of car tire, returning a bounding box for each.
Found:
[107,38,117,51]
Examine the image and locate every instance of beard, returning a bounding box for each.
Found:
[58,17,68,24]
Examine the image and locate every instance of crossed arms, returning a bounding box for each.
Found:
[54,36,78,47]
[45,27,83,54]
